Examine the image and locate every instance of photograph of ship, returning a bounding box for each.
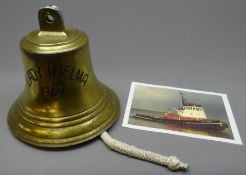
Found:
[123,82,242,145]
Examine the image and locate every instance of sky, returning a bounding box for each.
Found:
[131,85,228,120]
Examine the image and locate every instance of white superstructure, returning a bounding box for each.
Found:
[173,106,207,120]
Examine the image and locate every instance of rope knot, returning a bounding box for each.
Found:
[167,156,189,171]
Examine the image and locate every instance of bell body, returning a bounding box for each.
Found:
[8,6,119,147]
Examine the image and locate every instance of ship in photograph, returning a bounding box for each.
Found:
[134,92,228,131]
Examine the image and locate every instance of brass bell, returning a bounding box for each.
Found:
[7,6,120,147]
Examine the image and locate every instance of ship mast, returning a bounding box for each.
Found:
[180,92,187,106]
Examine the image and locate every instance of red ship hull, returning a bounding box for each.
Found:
[134,113,228,131]
[165,113,207,121]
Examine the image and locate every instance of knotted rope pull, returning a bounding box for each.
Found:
[100,131,189,171]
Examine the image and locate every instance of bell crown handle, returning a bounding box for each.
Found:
[38,6,65,32]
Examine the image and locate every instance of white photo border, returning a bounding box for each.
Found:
[122,82,243,145]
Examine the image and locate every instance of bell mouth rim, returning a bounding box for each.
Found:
[7,86,120,148]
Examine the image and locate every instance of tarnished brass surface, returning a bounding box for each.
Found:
[7,6,120,147]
